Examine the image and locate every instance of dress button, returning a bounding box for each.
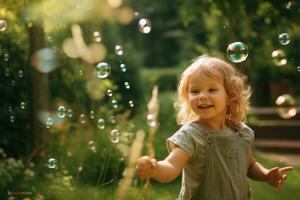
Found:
[207,139,212,144]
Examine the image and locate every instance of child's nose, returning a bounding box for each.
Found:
[198,93,208,100]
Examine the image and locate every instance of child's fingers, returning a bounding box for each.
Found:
[279,166,293,173]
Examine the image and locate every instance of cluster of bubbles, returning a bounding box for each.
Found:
[226,41,248,63]
[275,94,297,119]
[0,19,7,32]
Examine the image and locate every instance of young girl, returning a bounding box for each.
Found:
[136,55,293,199]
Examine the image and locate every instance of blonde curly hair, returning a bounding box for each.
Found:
[176,55,252,129]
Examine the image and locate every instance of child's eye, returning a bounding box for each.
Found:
[209,88,218,92]
[190,89,199,94]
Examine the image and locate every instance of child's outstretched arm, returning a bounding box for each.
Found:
[136,147,190,183]
[247,150,293,191]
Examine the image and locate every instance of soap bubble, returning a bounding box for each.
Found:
[107,89,113,97]
[115,45,124,56]
[278,33,290,45]
[271,49,287,66]
[110,129,120,143]
[138,18,152,34]
[120,63,127,72]
[31,48,59,73]
[97,118,105,129]
[275,94,297,119]
[48,158,57,169]
[0,19,7,32]
[124,81,130,89]
[88,141,96,153]
[57,106,66,118]
[226,42,248,63]
[96,62,111,78]
[297,66,300,72]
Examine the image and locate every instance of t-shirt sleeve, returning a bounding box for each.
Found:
[240,123,255,145]
[166,129,194,158]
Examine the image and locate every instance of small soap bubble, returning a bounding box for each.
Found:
[48,158,57,169]
[11,80,16,87]
[93,31,102,42]
[4,53,9,62]
[110,129,120,143]
[10,115,15,123]
[4,68,10,77]
[271,49,287,66]
[96,62,111,78]
[128,100,134,108]
[20,102,26,110]
[97,118,105,129]
[120,63,127,72]
[17,70,24,78]
[0,19,7,32]
[297,66,300,72]
[278,33,290,45]
[226,41,248,63]
[79,114,87,124]
[46,117,54,128]
[107,89,113,97]
[138,18,152,34]
[147,113,156,127]
[88,141,96,153]
[115,45,124,56]
[67,109,73,118]
[57,106,66,118]
[275,94,297,119]
[112,99,118,109]
[31,48,58,73]
[124,81,130,89]
[110,115,116,124]
[90,110,95,119]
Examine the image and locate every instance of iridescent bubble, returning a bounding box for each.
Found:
[226,41,248,63]
[138,18,152,34]
[115,45,124,56]
[20,102,26,110]
[96,62,111,78]
[48,158,57,169]
[18,70,24,78]
[111,129,120,144]
[90,110,95,119]
[124,81,130,89]
[271,49,287,66]
[120,63,127,72]
[31,48,58,73]
[0,19,7,32]
[147,113,156,127]
[97,118,105,129]
[128,100,134,108]
[107,89,113,97]
[57,106,66,118]
[278,33,290,45]
[88,141,96,153]
[79,114,87,124]
[275,94,297,119]
[112,99,118,109]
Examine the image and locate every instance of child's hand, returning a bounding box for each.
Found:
[266,166,293,191]
[136,156,158,181]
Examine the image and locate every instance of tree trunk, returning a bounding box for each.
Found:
[28,21,49,161]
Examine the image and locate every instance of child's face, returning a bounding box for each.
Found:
[188,71,228,127]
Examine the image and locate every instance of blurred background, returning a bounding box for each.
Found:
[0,0,300,199]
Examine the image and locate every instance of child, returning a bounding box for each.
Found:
[136,55,293,199]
